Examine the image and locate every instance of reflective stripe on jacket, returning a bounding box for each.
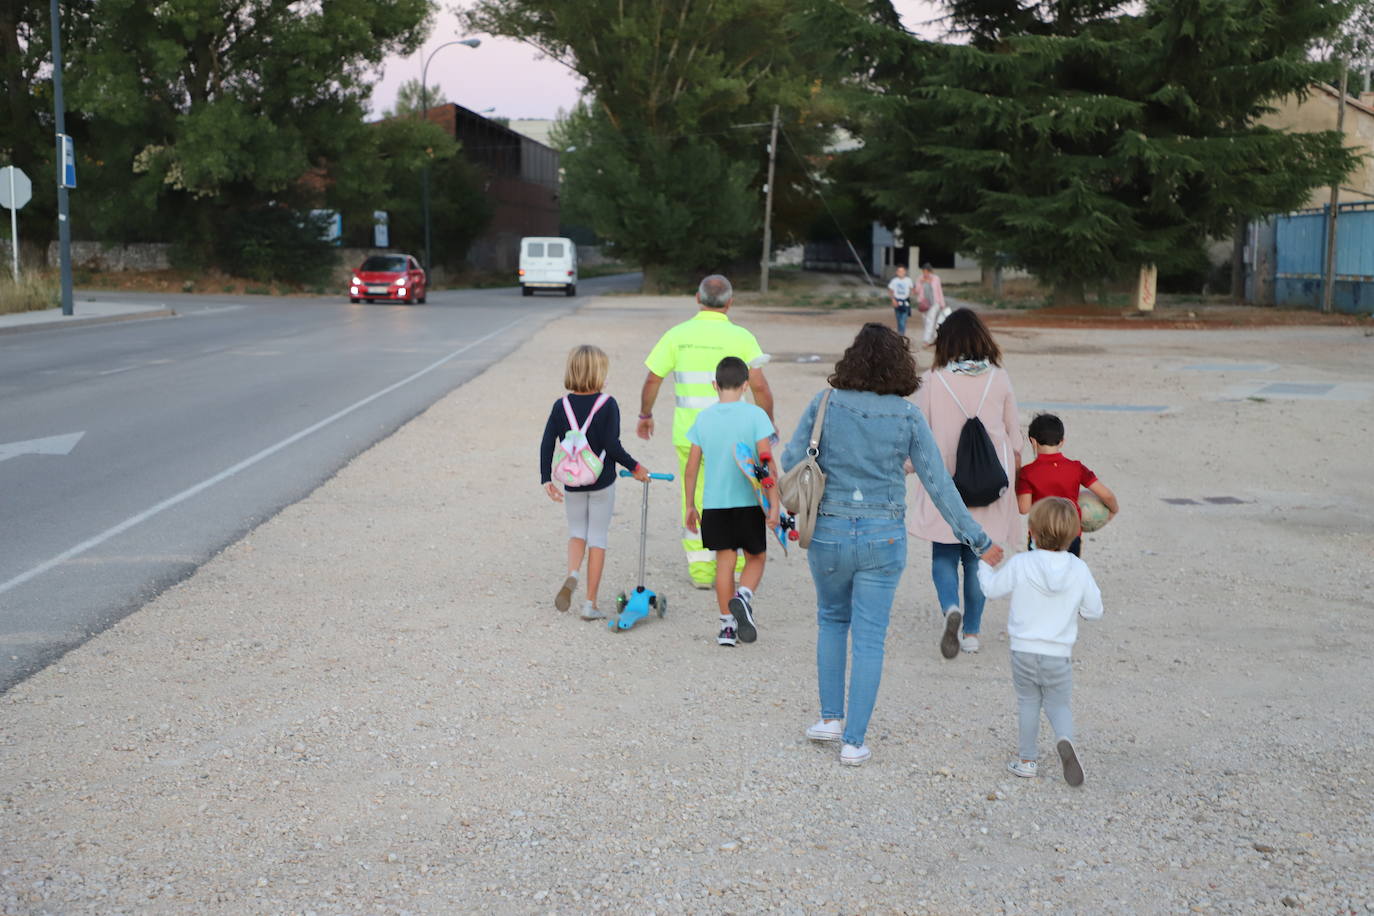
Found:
[644,310,767,448]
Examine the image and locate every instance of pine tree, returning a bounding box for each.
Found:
[825,0,1361,303]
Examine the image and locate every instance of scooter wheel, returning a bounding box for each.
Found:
[656,596,668,618]
[615,592,628,611]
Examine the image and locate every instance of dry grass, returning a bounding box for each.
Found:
[0,271,58,314]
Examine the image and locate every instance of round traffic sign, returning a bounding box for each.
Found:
[0,166,33,210]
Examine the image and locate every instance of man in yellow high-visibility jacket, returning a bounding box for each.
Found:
[637,275,775,588]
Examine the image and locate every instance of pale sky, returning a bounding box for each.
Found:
[369,2,946,121]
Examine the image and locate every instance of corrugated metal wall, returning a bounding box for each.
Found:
[1269,203,1374,314]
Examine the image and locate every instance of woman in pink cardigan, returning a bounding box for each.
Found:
[916,263,950,346]
[907,308,1022,658]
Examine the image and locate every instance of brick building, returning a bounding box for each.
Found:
[422,103,561,271]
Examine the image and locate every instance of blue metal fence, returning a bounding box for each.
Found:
[1271,202,1374,314]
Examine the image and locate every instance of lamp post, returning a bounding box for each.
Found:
[419,37,480,274]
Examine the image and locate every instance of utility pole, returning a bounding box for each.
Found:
[1322,59,1348,315]
[50,0,73,316]
[759,105,780,295]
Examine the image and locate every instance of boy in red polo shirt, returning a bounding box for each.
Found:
[1016,414,1119,557]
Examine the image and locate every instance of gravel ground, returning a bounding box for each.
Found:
[2,295,1372,915]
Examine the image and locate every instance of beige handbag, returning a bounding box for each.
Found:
[778,390,831,549]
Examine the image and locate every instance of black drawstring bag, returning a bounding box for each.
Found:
[937,371,1008,508]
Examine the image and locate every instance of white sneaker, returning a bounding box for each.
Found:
[579,600,606,621]
[1007,758,1038,778]
[805,719,843,742]
[961,635,980,653]
[840,744,871,766]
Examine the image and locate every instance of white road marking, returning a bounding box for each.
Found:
[0,432,86,464]
[0,318,525,597]
[96,365,140,376]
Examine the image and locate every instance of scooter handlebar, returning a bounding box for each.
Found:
[619,470,676,482]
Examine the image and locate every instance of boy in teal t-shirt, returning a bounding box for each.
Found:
[684,357,779,647]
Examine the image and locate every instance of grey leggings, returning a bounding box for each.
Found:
[1011,650,1074,760]
[565,484,616,550]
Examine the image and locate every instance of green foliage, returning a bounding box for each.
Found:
[219,209,339,286]
[10,0,434,281]
[553,105,757,288]
[385,79,446,118]
[467,0,856,286]
[330,116,492,269]
[820,0,1361,302]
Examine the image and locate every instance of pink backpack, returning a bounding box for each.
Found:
[553,394,610,487]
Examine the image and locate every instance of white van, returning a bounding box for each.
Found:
[519,237,578,297]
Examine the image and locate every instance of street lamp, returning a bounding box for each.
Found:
[419,37,481,275]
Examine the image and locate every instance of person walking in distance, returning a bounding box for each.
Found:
[638,275,775,589]
[917,262,949,347]
[888,265,915,336]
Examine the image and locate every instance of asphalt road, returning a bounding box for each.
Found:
[0,276,639,690]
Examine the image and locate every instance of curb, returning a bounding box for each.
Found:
[0,308,177,336]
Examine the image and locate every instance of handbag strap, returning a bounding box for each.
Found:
[807,390,832,456]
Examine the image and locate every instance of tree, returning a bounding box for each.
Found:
[0,2,97,249]
[821,0,1361,304]
[385,79,447,117]
[330,115,492,268]
[465,0,856,289]
[60,0,435,278]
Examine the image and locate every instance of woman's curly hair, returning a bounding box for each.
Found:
[828,322,921,396]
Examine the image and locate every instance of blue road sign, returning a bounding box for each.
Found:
[58,134,76,189]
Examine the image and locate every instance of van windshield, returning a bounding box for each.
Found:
[546,242,565,258]
[361,256,407,272]
[526,242,545,258]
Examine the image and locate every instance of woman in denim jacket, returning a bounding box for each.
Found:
[782,324,1004,766]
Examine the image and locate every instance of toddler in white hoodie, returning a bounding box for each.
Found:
[977,497,1103,786]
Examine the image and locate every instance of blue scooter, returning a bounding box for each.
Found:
[610,469,676,632]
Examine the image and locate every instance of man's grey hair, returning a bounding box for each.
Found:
[697,274,733,309]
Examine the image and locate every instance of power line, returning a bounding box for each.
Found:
[778,126,876,287]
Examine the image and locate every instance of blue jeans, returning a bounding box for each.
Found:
[931,541,986,634]
[808,516,908,747]
[893,302,911,335]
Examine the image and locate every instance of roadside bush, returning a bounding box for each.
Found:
[219,208,338,287]
[0,272,59,314]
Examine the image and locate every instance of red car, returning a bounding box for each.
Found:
[349,254,427,304]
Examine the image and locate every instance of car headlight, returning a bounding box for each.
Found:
[352,276,362,285]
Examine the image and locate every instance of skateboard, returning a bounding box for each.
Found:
[610,469,676,632]
[734,442,798,555]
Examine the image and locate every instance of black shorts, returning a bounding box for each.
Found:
[701,506,767,556]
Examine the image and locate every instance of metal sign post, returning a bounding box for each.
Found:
[0,166,32,281]
[50,0,74,315]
